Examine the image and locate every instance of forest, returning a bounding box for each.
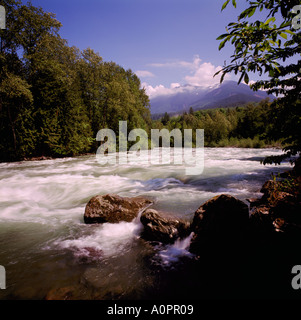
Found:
[0,0,151,162]
[0,0,300,164]
[154,99,286,149]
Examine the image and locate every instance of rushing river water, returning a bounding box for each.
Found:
[0,148,292,299]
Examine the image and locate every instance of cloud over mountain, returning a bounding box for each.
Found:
[149,81,273,115]
[141,55,229,99]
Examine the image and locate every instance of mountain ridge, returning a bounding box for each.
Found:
[150,80,273,115]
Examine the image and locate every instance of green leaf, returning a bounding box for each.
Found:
[221,0,230,11]
[238,7,256,19]
[284,29,295,36]
[248,7,256,18]
[279,33,287,40]
[238,71,245,84]
[265,17,276,24]
[220,71,226,83]
[232,0,237,8]
[244,72,249,84]
[218,39,227,50]
[236,42,243,51]
[216,33,229,40]
[268,40,276,46]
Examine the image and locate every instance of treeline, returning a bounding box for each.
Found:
[1,1,294,163]
[153,99,285,148]
[0,0,151,161]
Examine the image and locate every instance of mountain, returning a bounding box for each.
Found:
[150,80,273,115]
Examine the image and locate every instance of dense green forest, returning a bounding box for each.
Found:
[0,0,300,164]
[0,0,151,161]
[154,99,285,149]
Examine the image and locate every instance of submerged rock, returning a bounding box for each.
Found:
[189,194,249,254]
[84,194,152,224]
[140,209,191,244]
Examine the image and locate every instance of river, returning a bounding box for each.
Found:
[0,148,291,299]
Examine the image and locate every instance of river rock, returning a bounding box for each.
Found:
[260,180,279,202]
[189,194,249,254]
[250,175,301,236]
[84,194,152,224]
[249,205,275,237]
[140,209,191,244]
[45,286,77,300]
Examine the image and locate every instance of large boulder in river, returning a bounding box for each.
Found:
[189,194,249,254]
[140,209,191,244]
[84,194,152,224]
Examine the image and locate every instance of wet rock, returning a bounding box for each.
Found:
[45,286,77,300]
[249,205,275,236]
[250,178,301,236]
[273,218,301,235]
[189,194,249,254]
[260,180,279,202]
[84,194,152,224]
[81,267,125,299]
[293,157,301,176]
[140,209,191,244]
[269,192,299,218]
[246,197,261,208]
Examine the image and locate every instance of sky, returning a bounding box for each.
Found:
[26,0,269,98]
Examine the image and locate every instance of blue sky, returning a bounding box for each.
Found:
[27,0,267,97]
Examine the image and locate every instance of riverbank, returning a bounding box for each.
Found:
[207,137,283,149]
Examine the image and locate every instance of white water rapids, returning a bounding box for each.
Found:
[0,148,292,299]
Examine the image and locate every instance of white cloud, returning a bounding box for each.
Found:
[170,82,181,89]
[184,62,226,87]
[142,55,231,99]
[148,55,202,70]
[142,81,197,99]
[135,70,155,78]
[142,83,176,98]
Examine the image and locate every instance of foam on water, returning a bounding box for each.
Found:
[57,220,143,259]
[0,148,293,299]
[156,233,194,267]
